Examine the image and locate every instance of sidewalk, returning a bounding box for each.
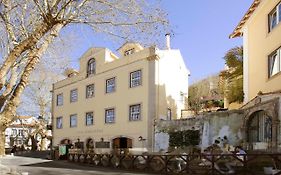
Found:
[0,155,21,175]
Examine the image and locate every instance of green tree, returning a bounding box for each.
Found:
[188,85,204,114]
[188,75,222,114]
[221,46,244,103]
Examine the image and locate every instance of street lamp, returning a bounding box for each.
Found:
[138,136,146,152]
[138,136,143,141]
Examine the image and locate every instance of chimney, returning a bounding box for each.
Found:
[165,33,171,50]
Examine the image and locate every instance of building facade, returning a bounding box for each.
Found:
[230,0,281,150]
[5,116,35,149]
[52,41,189,151]
[230,0,281,103]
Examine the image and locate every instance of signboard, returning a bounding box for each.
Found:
[95,141,110,148]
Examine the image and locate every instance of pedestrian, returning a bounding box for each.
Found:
[11,145,17,155]
[224,146,247,174]
[235,146,246,161]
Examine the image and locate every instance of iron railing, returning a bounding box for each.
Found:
[68,152,281,175]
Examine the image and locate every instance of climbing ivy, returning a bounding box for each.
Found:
[169,130,200,147]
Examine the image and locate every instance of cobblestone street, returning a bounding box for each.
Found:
[0,155,152,175]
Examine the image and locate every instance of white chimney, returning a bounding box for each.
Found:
[165,33,171,50]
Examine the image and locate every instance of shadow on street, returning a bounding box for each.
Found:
[20,159,151,174]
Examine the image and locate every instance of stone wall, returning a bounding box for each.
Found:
[155,110,244,152]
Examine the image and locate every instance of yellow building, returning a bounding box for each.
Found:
[230,0,281,103]
[230,0,281,150]
[52,38,190,151]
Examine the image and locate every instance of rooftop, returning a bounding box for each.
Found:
[229,0,261,38]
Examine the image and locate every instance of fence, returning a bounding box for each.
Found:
[68,152,281,175]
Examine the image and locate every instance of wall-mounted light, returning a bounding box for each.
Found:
[138,136,146,141]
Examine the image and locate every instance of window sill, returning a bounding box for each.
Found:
[268,71,281,81]
[105,91,116,94]
[129,119,142,122]
[86,96,94,99]
[267,22,281,37]
[86,73,95,78]
[129,85,142,89]
[105,122,115,124]
[86,124,94,126]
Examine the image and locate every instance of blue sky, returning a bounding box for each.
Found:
[65,0,253,85]
[161,0,253,84]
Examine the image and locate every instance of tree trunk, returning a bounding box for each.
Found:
[40,137,46,151]
[0,128,6,156]
[31,135,37,151]
[0,23,64,156]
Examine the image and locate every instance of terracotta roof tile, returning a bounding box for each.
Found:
[230,0,261,38]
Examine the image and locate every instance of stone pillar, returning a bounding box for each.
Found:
[240,125,249,149]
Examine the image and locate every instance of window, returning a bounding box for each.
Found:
[56,93,63,106]
[248,111,272,143]
[268,47,281,77]
[180,92,185,104]
[86,112,94,126]
[167,108,172,120]
[70,114,77,127]
[70,89,78,102]
[86,84,95,98]
[12,129,17,136]
[129,104,141,121]
[130,70,142,88]
[269,2,281,32]
[18,129,24,137]
[279,4,281,22]
[124,48,135,56]
[106,77,115,93]
[87,58,96,76]
[105,108,115,123]
[56,117,63,129]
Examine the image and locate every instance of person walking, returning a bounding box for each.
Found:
[11,145,17,156]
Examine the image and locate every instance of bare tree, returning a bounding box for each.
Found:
[0,0,168,155]
[18,64,67,150]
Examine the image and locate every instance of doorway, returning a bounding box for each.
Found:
[113,137,132,148]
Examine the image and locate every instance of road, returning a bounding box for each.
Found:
[0,155,153,175]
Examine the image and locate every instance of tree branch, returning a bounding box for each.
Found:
[1,23,64,126]
[0,22,52,90]
[0,0,19,46]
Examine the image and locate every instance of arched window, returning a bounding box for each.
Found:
[247,111,272,143]
[87,58,96,76]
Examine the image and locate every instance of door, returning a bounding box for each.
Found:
[112,137,132,148]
